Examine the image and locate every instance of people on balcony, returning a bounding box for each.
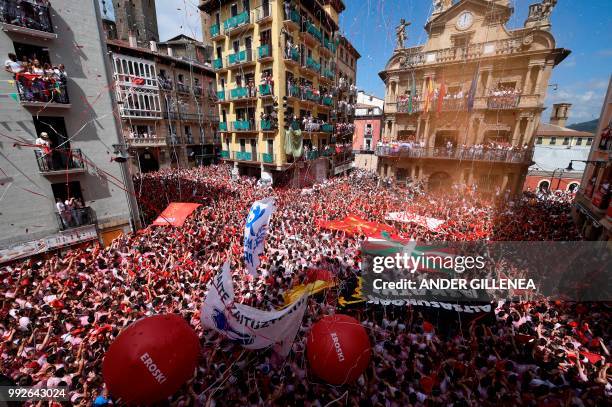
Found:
[0,0,53,32]
[35,131,52,169]
[260,71,274,95]
[247,78,257,97]
[7,53,69,103]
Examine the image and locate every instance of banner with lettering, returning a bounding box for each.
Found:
[201,262,308,356]
[243,197,276,276]
[385,212,445,231]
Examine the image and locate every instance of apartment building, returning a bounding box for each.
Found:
[378,0,569,194]
[199,0,351,181]
[106,38,220,172]
[573,78,612,241]
[0,0,138,261]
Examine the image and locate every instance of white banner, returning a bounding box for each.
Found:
[386,212,445,231]
[201,262,308,356]
[243,197,276,276]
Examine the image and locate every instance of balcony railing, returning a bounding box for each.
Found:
[15,74,69,105]
[35,148,86,174]
[259,153,275,163]
[487,94,520,109]
[233,151,255,161]
[322,68,335,81]
[376,146,533,164]
[210,24,221,38]
[302,20,322,43]
[323,38,337,53]
[126,134,167,147]
[284,47,300,62]
[0,0,54,36]
[260,120,277,131]
[223,11,250,32]
[259,84,273,96]
[321,124,333,133]
[322,96,333,106]
[254,3,272,22]
[304,57,321,74]
[217,90,226,101]
[219,122,228,131]
[56,207,96,232]
[176,83,191,94]
[258,44,271,60]
[230,86,257,99]
[227,48,255,66]
[284,7,301,26]
[221,150,230,159]
[232,119,255,131]
[213,58,223,70]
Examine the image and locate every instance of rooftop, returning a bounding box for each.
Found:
[536,123,594,137]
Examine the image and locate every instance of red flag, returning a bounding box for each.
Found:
[437,77,446,115]
[132,77,145,85]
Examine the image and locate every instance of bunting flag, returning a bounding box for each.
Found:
[243,197,276,276]
[317,215,396,237]
[408,73,416,114]
[201,262,308,356]
[424,77,434,113]
[467,68,479,112]
[436,76,446,115]
[9,93,19,102]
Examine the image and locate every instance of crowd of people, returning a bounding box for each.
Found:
[0,0,52,33]
[4,52,69,104]
[1,165,608,406]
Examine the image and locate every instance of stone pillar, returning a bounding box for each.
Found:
[422,118,431,148]
[416,118,422,141]
[411,165,416,179]
[523,66,533,94]
[483,69,493,96]
[476,120,486,144]
[511,118,523,146]
[523,116,535,145]
[501,174,509,192]
[468,169,474,185]
[533,66,543,95]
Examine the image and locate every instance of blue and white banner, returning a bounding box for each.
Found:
[201,262,308,356]
[243,197,276,276]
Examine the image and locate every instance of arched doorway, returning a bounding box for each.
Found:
[138,151,160,173]
[428,172,451,191]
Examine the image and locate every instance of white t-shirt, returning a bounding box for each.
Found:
[5,59,22,73]
[56,202,65,213]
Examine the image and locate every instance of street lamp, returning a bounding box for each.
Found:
[565,159,607,172]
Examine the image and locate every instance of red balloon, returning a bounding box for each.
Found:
[102,314,200,404]
[307,314,371,385]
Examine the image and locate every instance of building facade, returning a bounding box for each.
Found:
[335,34,359,141]
[525,103,593,192]
[199,0,352,181]
[573,77,612,241]
[353,92,384,153]
[106,38,220,173]
[111,0,159,46]
[378,0,569,194]
[0,0,138,260]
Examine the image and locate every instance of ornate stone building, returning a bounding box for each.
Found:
[377,0,569,194]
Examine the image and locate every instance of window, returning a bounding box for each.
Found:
[267,139,273,154]
[576,137,583,145]
[233,40,239,53]
[231,3,238,16]
[586,138,593,146]
[13,42,51,65]
[536,137,543,144]
[550,137,556,145]
[242,0,250,13]
[563,137,570,145]
[240,138,246,152]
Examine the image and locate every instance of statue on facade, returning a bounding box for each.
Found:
[524,0,557,30]
[540,0,557,19]
[395,19,410,50]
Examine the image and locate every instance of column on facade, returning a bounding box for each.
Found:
[522,116,536,146]
[422,117,431,148]
[501,174,509,192]
[483,69,493,96]
[533,65,544,95]
[415,118,422,142]
[476,118,486,145]
[511,117,523,146]
[523,66,534,94]
[410,165,416,179]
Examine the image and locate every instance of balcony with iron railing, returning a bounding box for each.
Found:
[302,57,321,75]
[401,38,528,68]
[230,86,257,100]
[284,47,300,64]
[259,83,273,97]
[232,151,256,161]
[232,119,256,132]
[125,134,167,147]
[35,148,86,175]
[217,90,226,101]
[259,119,277,132]
[487,94,520,109]
[0,0,56,39]
[322,68,335,82]
[375,146,533,164]
[56,207,96,232]
[302,20,323,45]
[283,7,301,30]
[322,96,333,106]
[227,48,255,68]
[213,58,223,70]
[15,74,70,107]
[219,122,228,132]
[220,150,230,159]
[258,44,272,61]
[210,23,223,40]
[259,153,275,164]
[223,11,251,33]
[254,3,272,23]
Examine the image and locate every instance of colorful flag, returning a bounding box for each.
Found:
[243,197,276,276]
[437,76,446,115]
[152,202,201,227]
[467,68,479,112]
[424,77,434,113]
[201,262,308,356]
[9,93,19,102]
[408,74,416,114]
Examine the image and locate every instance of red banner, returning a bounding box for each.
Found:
[317,215,395,237]
[152,203,201,227]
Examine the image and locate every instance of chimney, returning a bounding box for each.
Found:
[549,103,571,128]
[150,41,158,53]
[167,46,174,57]
[128,30,137,48]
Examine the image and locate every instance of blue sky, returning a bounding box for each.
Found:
[156,0,612,125]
